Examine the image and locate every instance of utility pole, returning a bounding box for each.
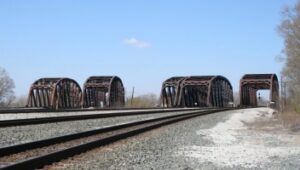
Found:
[131,87,135,106]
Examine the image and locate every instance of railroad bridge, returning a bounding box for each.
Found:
[239,74,279,107]
[27,78,82,109]
[27,76,125,109]
[82,76,125,108]
[160,75,233,107]
[26,74,278,109]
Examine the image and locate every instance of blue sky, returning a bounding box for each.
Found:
[0,0,296,97]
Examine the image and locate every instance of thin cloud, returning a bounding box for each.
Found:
[124,38,150,48]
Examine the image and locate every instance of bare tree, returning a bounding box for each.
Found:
[10,95,27,107]
[0,66,15,107]
[278,1,300,110]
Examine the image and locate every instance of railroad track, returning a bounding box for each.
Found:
[0,108,232,170]
[0,107,182,114]
[0,108,202,127]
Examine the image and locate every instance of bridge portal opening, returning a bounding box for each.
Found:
[256,90,270,106]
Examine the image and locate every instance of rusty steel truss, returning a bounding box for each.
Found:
[27,78,82,109]
[240,74,279,107]
[160,75,233,107]
[82,76,125,108]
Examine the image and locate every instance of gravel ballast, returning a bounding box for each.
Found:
[0,110,198,147]
[46,108,300,170]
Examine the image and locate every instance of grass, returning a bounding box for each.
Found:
[279,107,300,129]
[294,104,300,114]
